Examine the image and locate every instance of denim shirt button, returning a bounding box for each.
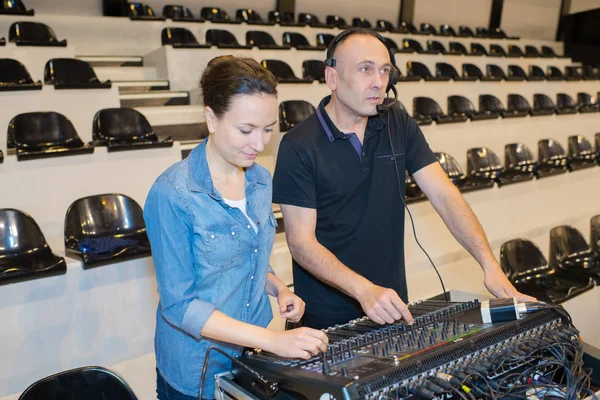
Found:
[250,275,254,280]
[231,232,235,236]
[247,225,251,229]
[210,234,215,239]
[254,249,258,252]
[246,303,250,307]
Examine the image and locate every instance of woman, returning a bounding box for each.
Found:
[144,56,329,400]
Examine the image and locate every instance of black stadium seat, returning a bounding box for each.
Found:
[0,149,2,163]
[528,65,546,81]
[507,44,524,57]
[547,66,565,81]
[556,93,579,114]
[503,143,537,183]
[268,11,302,26]
[261,59,312,83]
[449,42,469,56]
[205,29,251,49]
[485,64,506,81]
[162,27,209,48]
[127,2,165,21]
[419,22,438,35]
[475,27,488,37]
[0,0,33,15]
[582,66,599,80]
[427,40,449,55]
[407,62,450,81]
[568,135,597,170]
[591,215,600,254]
[458,26,474,37]
[549,226,600,283]
[437,63,475,81]
[283,32,325,50]
[236,9,274,25]
[0,38,4,46]
[489,44,506,57]
[9,21,66,47]
[403,38,437,54]
[436,152,494,192]
[7,112,94,161]
[507,94,532,117]
[470,43,488,56]
[326,15,350,29]
[302,60,325,83]
[65,194,151,267]
[298,13,332,28]
[162,5,202,22]
[279,100,315,131]
[490,27,519,40]
[44,58,112,89]
[92,108,173,152]
[466,147,504,185]
[377,20,401,33]
[525,45,541,58]
[439,24,457,36]
[316,33,334,48]
[19,366,138,400]
[577,92,599,113]
[507,65,527,81]
[413,97,467,124]
[448,95,499,121]
[478,95,505,119]
[537,139,568,178]
[201,7,240,24]
[352,18,372,29]
[463,64,485,80]
[0,209,66,286]
[541,45,560,58]
[532,94,557,116]
[565,66,583,81]
[0,58,42,91]
[399,21,425,35]
[247,31,289,50]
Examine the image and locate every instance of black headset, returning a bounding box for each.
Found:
[324,27,399,111]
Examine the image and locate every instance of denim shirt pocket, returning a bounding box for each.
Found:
[198,224,242,269]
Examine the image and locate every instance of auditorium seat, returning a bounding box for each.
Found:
[0,58,42,91]
[458,26,474,37]
[448,95,499,121]
[326,15,350,29]
[0,0,33,15]
[436,152,494,192]
[302,60,325,83]
[279,100,315,132]
[93,108,173,152]
[507,94,532,117]
[419,22,438,35]
[590,215,600,254]
[403,39,437,54]
[470,43,488,56]
[466,147,504,185]
[528,65,546,81]
[439,24,457,37]
[503,143,537,183]
[582,66,599,80]
[537,139,568,178]
[352,18,372,29]
[479,95,513,118]
[8,112,94,161]
[547,66,565,81]
[0,209,66,285]
[577,92,599,113]
[485,64,506,81]
[567,135,597,170]
[205,29,251,49]
[437,63,476,81]
[9,21,67,46]
[507,44,524,58]
[44,58,112,89]
[405,172,425,203]
[532,94,557,116]
[247,31,289,50]
[0,149,3,163]
[127,2,165,21]
[490,27,519,40]
[19,366,138,400]
[565,66,583,81]
[376,20,401,33]
[65,194,151,267]
[201,7,239,23]
[549,226,600,283]
[0,37,4,45]
[500,238,594,304]
[268,11,302,26]
[413,97,467,124]
[556,93,579,114]
[489,44,507,57]
[283,32,325,50]
[316,33,334,48]
[298,13,332,28]
[261,60,312,83]
[236,9,274,25]
[475,27,488,38]
[541,45,562,58]
[162,27,209,48]
[507,65,527,81]
[449,42,470,56]
[383,37,407,53]
[162,5,201,22]
[407,62,450,81]
[524,45,541,58]
[427,40,450,55]
[463,64,485,80]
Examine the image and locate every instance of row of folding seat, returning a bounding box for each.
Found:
[160,26,566,59]
[2,109,172,162]
[501,218,600,304]
[0,193,150,285]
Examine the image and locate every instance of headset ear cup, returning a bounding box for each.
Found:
[387,66,399,91]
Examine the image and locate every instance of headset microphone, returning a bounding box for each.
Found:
[376,85,398,114]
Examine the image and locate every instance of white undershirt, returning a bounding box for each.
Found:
[223,197,258,233]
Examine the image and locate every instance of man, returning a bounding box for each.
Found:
[272,28,535,330]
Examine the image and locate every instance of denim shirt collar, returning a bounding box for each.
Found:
[187,138,268,198]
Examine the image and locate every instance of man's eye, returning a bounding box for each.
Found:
[361,66,370,72]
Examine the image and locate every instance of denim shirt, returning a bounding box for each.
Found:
[144,139,276,398]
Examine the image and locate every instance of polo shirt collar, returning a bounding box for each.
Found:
[316,95,385,143]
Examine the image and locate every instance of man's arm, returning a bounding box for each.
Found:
[280,204,414,324]
[412,162,536,301]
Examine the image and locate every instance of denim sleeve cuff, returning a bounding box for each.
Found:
[267,264,275,275]
[182,298,216,340]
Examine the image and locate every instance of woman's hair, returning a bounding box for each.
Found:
[200,56,278,118]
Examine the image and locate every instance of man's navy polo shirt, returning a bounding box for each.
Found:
[272,95,437,328]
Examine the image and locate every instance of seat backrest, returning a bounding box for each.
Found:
[326,15,347,27]
[261,59,296,79]
[500,239,551,282]
[547,66,565,79]
[201,7,230,21]
[440,24,456,36]
[486,64,506,79]
[403,38,424,52]
[246,30,276,46]
[550,225,591,262]
[476,26,488,36]
[568,135,594,156]
[127,2,156,17]
[538,139,566,162]
[377,19,396,31]
[529,65,546,79]
[18,366,138,400]
[577,92,595,106]
[162,27,199,46]
[44,58,100,85]
[0,0,29,13]
[565,66,582,79]
[448,95,476,115]
[316,33,334,47]
[449,42,467,55]
[463,64,484,80]
[0,209,47,258]
[268,10,295,23]
[533,94,556,111]
[507,65,527,79]
[400,21,419,33]
[205,29,238,45]
[93,108,153,141]
[407,61,433,78]
[279,100,315,131]
[8,112,82,148]
[9,21,59,43]
[489,44,506,56]
[479,95,505,113]
[504,143,536,168]
[236,9,263,22]
[470,42,488,55]
[283,32,310,47]
[414,97,444,118]
[420,22,437,34]
[557,93,576,109]
[435,152,464,180]
[466,147,503,178]
[302,60,325,81]
[298,12,322,25]
[507,44,523,56]
[437,63,458,79]
[590,215,600,253]
[0,58,35,85]
[583,65,599,79]
[541,45,558,57]
[459,26,474,36]
[489,27,508,38]
[352,17,371,28]
[428,40,446,53]
[507,94,531,113]
[525,45,541,57]
[162,5,194,19]
[382,37,399,51]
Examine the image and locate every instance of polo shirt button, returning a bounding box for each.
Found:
[362,152,366,156]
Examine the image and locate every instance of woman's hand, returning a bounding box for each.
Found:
[277,288,306,323]
[266,328,329,359]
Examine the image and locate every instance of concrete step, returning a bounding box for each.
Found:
[95,66,158,82]
[76,55,143,67]
[112,80,170,93]
[119,91,190,107]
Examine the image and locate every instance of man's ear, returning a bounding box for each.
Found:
[324,66,338,91]
[204,106,217,134]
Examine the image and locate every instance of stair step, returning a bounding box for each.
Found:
[95,66,158,82]
[120,91,190,107]
[76,55,143,67]
[112,80,170,92]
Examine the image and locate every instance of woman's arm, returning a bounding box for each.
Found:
[265,272,305,322]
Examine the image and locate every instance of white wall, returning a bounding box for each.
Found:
[502,0,562,41]
[569,0,600,14]
[413,0,492,29]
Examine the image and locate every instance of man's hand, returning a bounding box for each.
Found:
[277,288,306,323]
[484,265,537,302]
[357,284,414,325]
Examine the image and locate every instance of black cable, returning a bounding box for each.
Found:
[386,99,449,302]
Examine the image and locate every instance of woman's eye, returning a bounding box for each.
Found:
[265,128,273,133]
[240,129,252,134]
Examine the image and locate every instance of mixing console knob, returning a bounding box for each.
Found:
[341,367,348,378]
[395,342,401,352]
[348,343,354,358]
[418,339,424,349]
[382,347,388,357]
[441,331,447,340]
[372,346,379,355]
[321,353,330,375]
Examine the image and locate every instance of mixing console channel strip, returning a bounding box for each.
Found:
[231,299,585,399]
